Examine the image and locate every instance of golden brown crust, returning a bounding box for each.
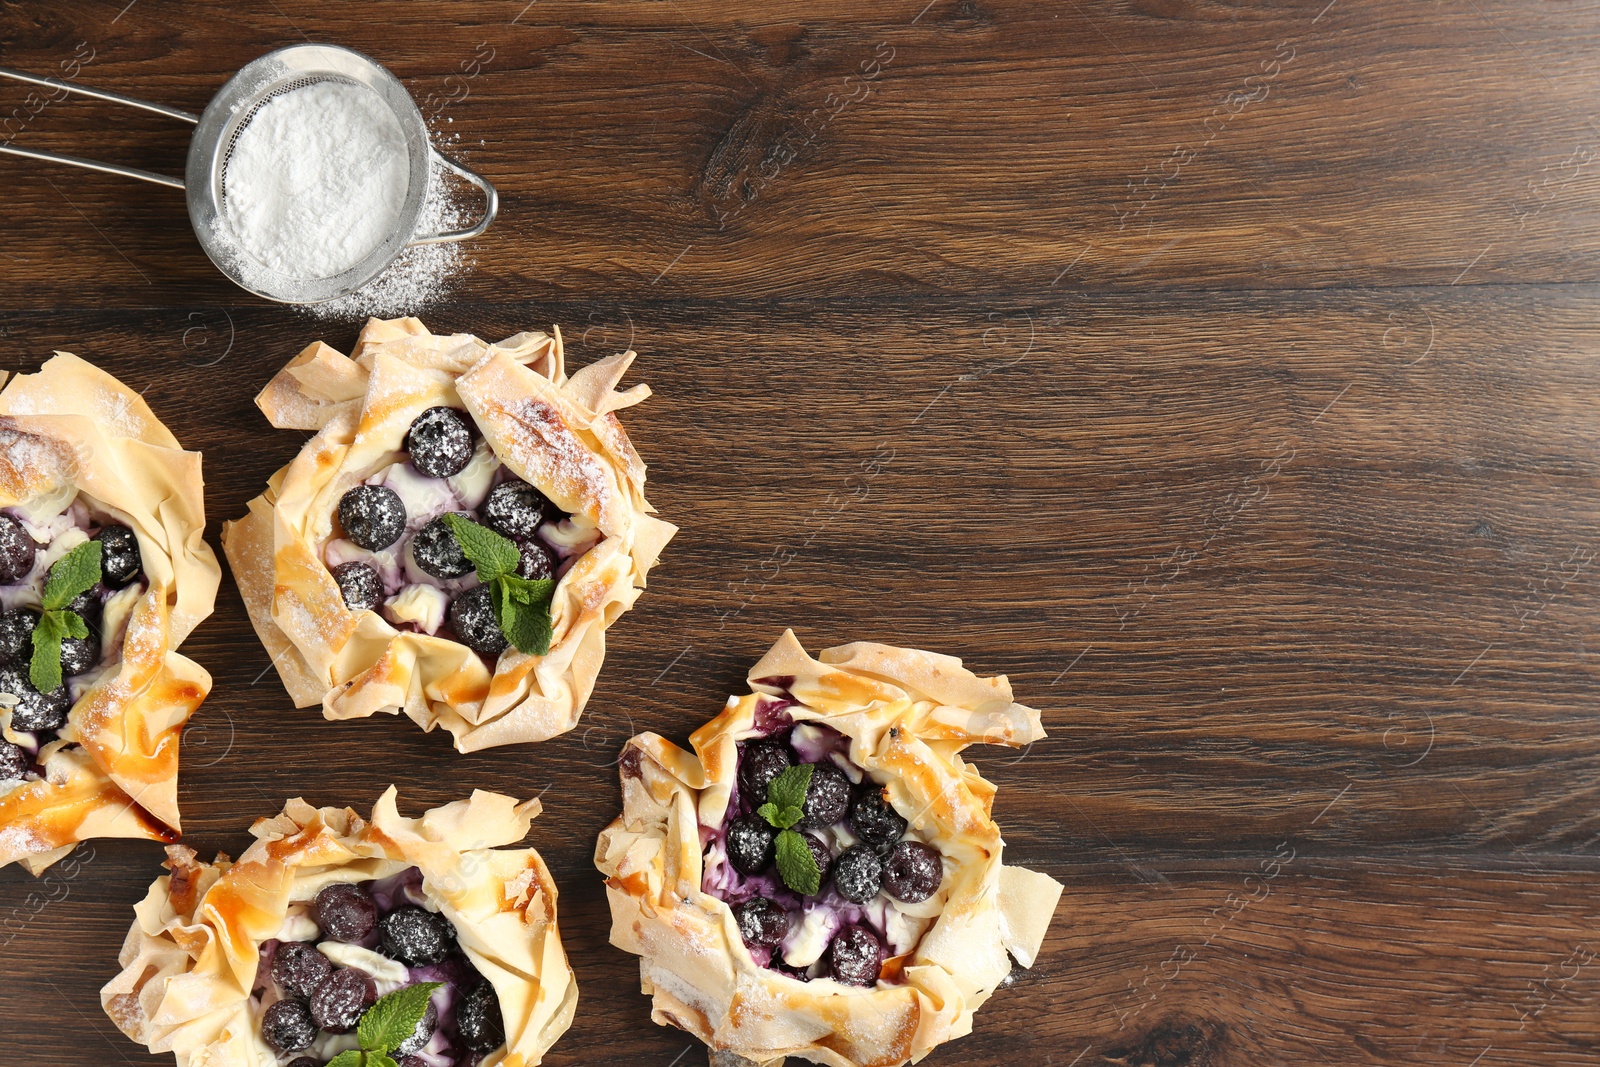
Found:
[101,787,577,1067]
[595,630,1063,1067]
[223,318,675,752]
[0,354,219,874]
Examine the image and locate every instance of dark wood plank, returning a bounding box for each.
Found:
[1,1,1599,1065]
[5,1,1600,305]
[0,287,1586,858]
[7,851,1599,1066]
[1,288,1598,1062]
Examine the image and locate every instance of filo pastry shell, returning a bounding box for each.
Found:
[222,317,676,752]
[595,630,1064,1067]
[102,787,577,1067]
[0,354,220,874]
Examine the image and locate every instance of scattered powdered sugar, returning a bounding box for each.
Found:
[220,80,410,281]
[302,153,468,319]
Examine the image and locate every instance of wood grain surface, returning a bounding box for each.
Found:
[2,1,1599,1065]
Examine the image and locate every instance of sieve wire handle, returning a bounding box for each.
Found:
[0,65,195,189]
[409,148,499,245]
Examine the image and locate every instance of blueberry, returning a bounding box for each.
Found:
[395,1059,428,1067]
[338,485,406,551]
[447,586,507,656]
[0,516,36,583]
[379,905,454,966]
[95,525,141,588]
[725,816,775,876]
[0,610,37,664]
[261,999,317,1053]
[406,407,475,478]
[482,480,549,540]
[831,845,884,904]
[848,788,908,852]
[738,741,793,803]
[67,591,100,635]
[883,840,943,903]
[800,763,851,830]
[332,561,383,612]
[731,896,788,950]
[313,883,377,943]
[310,966,375,1033]
[286,1059,321,1067]
[801,833,832,892]
[271,941,332,1000]
[0,740,29,780]
[410,515,474,580]
[828,924,883,987]
[391,997,438,1056]
[0,666,69,733]
[59,635,96,677]
[516,539,555,581]
[456,981,505,1052]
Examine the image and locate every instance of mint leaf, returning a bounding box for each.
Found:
[775,828,821,895]
[42,539,102,611]
[756,802,802,830]
[766,764,813,815]
[498,593,553,656]
[367,1055,399,1067]
[357,981,442,1054]
[28,611,66,693]
[494,573,555,656]
[438,517,557,657]
[440,514,518,583]
[325,1053,364,1067]
[61,610,88,640]
[500,573,554,606]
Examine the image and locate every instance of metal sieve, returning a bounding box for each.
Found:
[0,43,497,303]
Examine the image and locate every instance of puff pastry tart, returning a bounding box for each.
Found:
[223,317,676,752]
[103,788,577,1067]
[0,354,219,874]
[595,630,1064,1067]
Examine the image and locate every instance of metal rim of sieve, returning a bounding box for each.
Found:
[188,43,496,304]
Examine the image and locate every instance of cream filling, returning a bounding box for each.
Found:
[272,904,320,943]
[382,584,450,634]
[783,907,834,968]
[0,499,91,612]
[324,445,599,638]
[317,941,411,994]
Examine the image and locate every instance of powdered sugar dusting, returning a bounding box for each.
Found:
[493,395,616,528]
[91,389,142,440]
[0,821,49,857]
[0,425,75,496]
[304,156,469,320]
[9,383,146,440]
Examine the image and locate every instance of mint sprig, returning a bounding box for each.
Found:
[756,764,820,895]
[326,981,443,1067]
[775,827,822,895]
[756,764,811,831]
[441,514,518,583]
[440,514,556,656]
[28,539,101,693]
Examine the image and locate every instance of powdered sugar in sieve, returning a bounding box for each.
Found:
[217,78,411,287]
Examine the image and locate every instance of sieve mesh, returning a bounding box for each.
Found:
[218,74,363,202]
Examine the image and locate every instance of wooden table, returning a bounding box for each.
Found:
[2,1,1598,1064]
